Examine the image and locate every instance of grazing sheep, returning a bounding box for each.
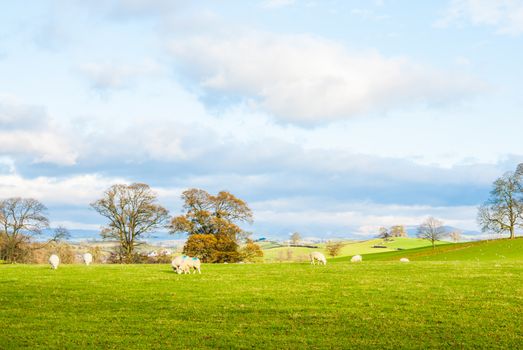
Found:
[309,252,327,265]
[351,255,362,263]
[171,255,187,274]
[400,258,410,263]
[49,254,60,270]
[83,253,93,266]
[180,257,201,274]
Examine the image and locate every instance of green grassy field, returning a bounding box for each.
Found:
[262,237,446,262]
[1,255,522,348]
[329,237,523,262]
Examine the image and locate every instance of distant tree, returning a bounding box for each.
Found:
[170,189,252,262]
[390,225,408,238]
[325,241,345,257]
[0,198,50,263]
[449,230,462,243]
[377,227,392,241]
[478,169,523,239]
[290,232,301,245]
[240,239,264,262]
[417,217,447,249]
[91,183,170,263]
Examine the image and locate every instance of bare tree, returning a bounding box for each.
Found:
[325,241,345,257]
[91,183,170,263]
[0,197,50,263]
[417,217,447,249]
[449,230,462,243]
[478,169,523,239]
[290,232,301,245]
[377,227,392,241]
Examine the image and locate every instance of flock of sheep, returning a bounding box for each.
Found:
[47,252,203,273]
[48,253,92,269]
[47,251,410,270]
[309,252,409,265]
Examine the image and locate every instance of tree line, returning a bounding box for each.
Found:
[0,185,262,264]
[1,163,521,263]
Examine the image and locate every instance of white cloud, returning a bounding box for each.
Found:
[170,32,483,124]
[262,0,296,9]
[438,0,523,35]
[0,173,126,205]
[0,95,77,165]
[253,200,479,237]
[78,60,162,92]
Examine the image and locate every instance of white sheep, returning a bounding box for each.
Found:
[172,255,201,274]
[351,255,362,263]
[171,255,186,273]
[400,258,410,263]
[180,256,201,274]
[83,253,93,266]
[49,254,60,270]
[309,252,327,265]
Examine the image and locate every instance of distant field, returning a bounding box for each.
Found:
[262,237,447,262]
[1,259,522,349]
[331,237,523,262]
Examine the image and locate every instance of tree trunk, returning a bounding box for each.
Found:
[510,226,515,239]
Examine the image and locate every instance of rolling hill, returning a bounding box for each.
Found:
[261,237,448,262]
[340,237,523,262]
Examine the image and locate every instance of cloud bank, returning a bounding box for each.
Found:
[170,32,483,124]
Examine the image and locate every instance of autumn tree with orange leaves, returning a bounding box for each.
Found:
[170,189,253,263]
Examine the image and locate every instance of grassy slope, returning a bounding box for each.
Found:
[262,238,445,262]
[1,262,522,349]
[333,237,523,262]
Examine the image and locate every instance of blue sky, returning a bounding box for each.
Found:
[1,0,522,239]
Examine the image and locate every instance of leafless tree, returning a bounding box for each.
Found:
[290,232,301,245]
[0,197,50,263]
[91,183,170,263]
[417,217,447,249]
[377,227,392,241]
[478,169,523,239]
[449,230,462,242]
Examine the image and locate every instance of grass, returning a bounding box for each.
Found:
[1,259,522,349]
[329,237,523,262]
[262,237,445,262]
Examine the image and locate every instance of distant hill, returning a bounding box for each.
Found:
[346,237,523,262]
[261,237,446,262]
[39,228,179,244]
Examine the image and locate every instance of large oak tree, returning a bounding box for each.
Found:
[91,183,169,263]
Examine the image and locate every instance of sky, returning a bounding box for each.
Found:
[0,0,522,240]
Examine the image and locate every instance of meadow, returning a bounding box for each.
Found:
[1,240,522,349]
[261,237,447,262]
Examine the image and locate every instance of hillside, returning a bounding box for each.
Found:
[346,237,523,262]
[261,237,447,262]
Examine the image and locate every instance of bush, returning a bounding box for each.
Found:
[325,241,345,257]
[183,233,242,263]
[240,239,264,262]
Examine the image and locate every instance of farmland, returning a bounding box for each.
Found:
[1,240,522,349]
